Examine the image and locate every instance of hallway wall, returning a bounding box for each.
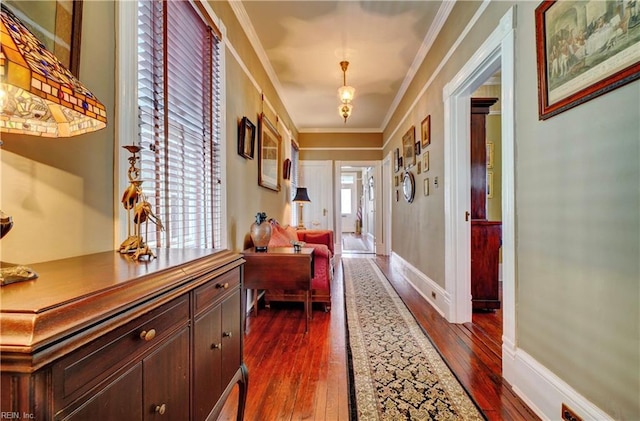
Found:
[383,2,639,419]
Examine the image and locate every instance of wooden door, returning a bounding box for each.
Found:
[143,328,190,421]
[193,304,223,421]
[58,365,142,421]
[221,290,242,388]
[299,160,333,230]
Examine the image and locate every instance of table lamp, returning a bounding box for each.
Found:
[0,5,107,285]
[293,187,311,229]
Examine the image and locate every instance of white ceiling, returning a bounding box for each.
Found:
[231,1,451,133]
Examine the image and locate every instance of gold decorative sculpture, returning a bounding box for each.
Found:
[119,145,163,260]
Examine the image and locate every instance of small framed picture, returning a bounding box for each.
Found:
[424,178,430,196]
[238,116,256,159]
[402,126,416,169]
[395,190,399,202]
[394,175,399,187]
[421,115,431,148]
[417,161,422,174]
[486,142,494,169]
[423,151,429,172]
[414,141,421,157]
[394,148,400,173]
[487,170,494,198]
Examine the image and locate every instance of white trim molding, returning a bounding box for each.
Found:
[505,349,613,421]
[390,252,449,318]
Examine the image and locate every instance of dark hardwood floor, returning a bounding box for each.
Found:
[218,255,539,421]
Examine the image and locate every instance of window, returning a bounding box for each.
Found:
[136,0,222,249]
[341,189,352,214]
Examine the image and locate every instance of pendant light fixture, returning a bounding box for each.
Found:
[337,61,355,123]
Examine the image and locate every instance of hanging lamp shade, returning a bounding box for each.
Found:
[0,4,107,138]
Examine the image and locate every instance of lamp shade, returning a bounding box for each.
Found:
[337,85,355,103]
[0,4,107,137]
[293,187,311,203]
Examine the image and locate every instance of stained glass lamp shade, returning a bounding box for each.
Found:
[0,4,107,137]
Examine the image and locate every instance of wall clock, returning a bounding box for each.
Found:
[402,171,415,203]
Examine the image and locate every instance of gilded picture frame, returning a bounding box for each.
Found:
[402,126,416,169]
[258,113,281,192]
[421,115,431,148]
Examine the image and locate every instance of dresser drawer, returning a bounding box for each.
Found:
[194,267,240,315]
[53,294,189,407]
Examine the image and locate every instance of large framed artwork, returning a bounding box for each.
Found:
[258,113,281,192]
[402,126,416,169]
[4,0,83,76]
[535,0,640,119]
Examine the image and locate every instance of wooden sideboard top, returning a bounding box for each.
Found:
[0,249,244,366]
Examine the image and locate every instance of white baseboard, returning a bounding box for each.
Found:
[390,252,449,317]
[389,253,609,421]
[504,341,611,421]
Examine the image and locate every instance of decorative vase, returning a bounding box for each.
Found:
[250,212,271,251]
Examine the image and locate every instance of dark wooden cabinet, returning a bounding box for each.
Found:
[470,98,502,311]
[0,249,247,421]
[193,274,243,421]
[471,221,502,310]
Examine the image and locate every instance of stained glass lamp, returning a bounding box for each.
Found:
[0,4,107,137]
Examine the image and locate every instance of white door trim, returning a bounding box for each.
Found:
[442,6,516,376]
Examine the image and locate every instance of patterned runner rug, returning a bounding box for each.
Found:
[343,258,485,420]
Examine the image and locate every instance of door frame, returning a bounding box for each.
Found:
[442,7,516,376]
[334,160,382,255]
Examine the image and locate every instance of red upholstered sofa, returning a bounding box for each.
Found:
[262,221,334,311]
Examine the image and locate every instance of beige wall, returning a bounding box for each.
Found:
[384,1,639,419]
[1,1,116,264]
[299,132,383,161]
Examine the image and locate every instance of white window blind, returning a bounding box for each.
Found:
[137,0,222,249]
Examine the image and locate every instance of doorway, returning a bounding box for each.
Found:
[334,161,382,255]
[442,7,516,379]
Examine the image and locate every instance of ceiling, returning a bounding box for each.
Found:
[232,1,450,133]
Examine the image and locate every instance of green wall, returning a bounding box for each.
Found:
[384,1,639,418]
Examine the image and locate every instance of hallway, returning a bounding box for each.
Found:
[218,255,536,420]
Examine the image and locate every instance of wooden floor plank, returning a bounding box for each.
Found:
[217,255,539,421]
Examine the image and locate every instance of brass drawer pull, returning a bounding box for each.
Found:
[139,329,156,341]
[222,331,232,338]
[216,282,229,289]
[154,403,166,415]
[211,343,221,350]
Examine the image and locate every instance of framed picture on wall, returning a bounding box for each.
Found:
[487,170,494,198]
[402,126,416,169]
[486,141,494,169]
[423,151,429,172]
[394,148,400,173]
[535,0,640,120]
[238,116,256,159]
[421,115,431,148]
[258,113,281,191]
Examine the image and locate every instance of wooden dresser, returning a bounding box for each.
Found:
[0,249,247,421]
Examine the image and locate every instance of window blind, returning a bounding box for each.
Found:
[137,0,222,249]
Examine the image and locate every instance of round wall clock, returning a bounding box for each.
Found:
[402,171,415,203]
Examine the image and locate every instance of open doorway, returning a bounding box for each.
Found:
[442,7,515,380]
[470,79,503,346]
[339,166,375,254]
[334,161,382,255]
